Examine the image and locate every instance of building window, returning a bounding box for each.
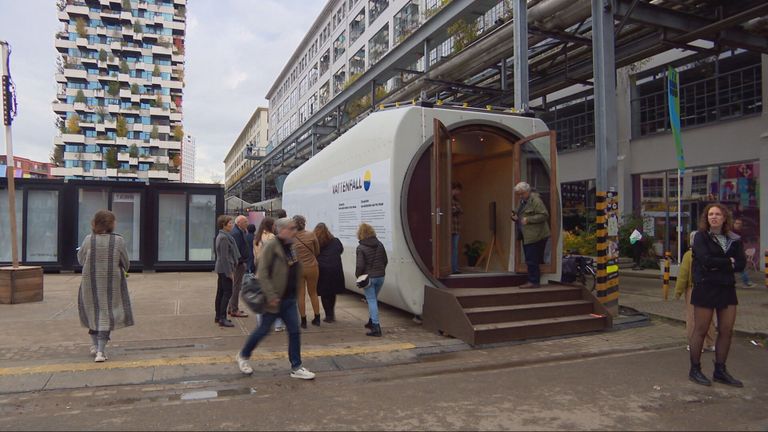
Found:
[691,174,707,196]
[350,8,366,45]
[393,0,419,45]
[319,49,331,76]
[349,47,365,76]
[368,24,389,67]
[540,93,595,151]
[333,31,347,63]
[642,177,664,199]
[319,81,330,106]
[333,67,347,95]
[368,0,389,25]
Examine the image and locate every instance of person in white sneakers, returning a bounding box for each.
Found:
[236,217,315,380]
[77,210,134,363]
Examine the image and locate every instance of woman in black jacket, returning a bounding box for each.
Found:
[356,223,388,337]
[314,223,345,323]
[688,203,746,387]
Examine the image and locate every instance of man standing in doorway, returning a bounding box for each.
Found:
[511,182,550,288]
[229,215,250,318]
[451,182,463,274]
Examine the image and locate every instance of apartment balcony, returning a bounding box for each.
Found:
[148,170,169,179]
[118,73,130,82]
[166,80,183,90]
[119,88,132,98]
[73,102,88,112]
[57,11,69,21]
[150,106,170,116]
[91,168,107,177]
[54,38,76,52]
[61,133,86,144]
[51,167,84,177]
[117,152,130,162]
[118,170,139,178]
[65,4,90,16]
[64,68,88,79]
[152,45,172,55]
[170,112,182,122]
[76,37,88,48]
[168,172,180,182]
[120,11,132,20]
[95,136,114,145]
[116,137,128,146]
[52,101,71,114]
[55,73,67,84]
[101,10,120,20]
[95,26,108,36]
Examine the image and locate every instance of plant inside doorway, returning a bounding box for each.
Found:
[464,241,485,267]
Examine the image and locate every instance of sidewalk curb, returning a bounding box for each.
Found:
[621,306,768,340]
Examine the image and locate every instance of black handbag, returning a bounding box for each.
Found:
[356,274,370,289]
[241,273,266,314]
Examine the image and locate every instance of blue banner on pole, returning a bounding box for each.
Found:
[667,67,685,172]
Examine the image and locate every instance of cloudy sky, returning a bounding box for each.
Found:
[0,0,325,182]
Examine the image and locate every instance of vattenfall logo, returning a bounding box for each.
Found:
[332,170,373,194]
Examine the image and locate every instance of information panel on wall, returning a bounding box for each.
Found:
[284,159,393,250]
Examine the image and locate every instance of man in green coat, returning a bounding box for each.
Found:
[511,182,550,288]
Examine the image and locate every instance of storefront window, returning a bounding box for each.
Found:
[112,192,141,260]
[188,194,215,261]
[78,189,109,248]
[26,190,59,262]
[158,193,186,261]
[636,162,760,258]
[561,180,595,232]
[0,190,23,262]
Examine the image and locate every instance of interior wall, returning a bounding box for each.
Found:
[453,154,515,272]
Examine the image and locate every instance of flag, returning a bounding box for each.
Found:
[667,67,685,172]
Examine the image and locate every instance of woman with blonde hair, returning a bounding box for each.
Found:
[688,203,746,387]
[356,223,388,337]
[77,210,133,362]
[292,215,321,328]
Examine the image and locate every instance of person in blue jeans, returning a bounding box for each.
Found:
[451,182,463,274]
[236,217,315,380]
[356,223,388,337]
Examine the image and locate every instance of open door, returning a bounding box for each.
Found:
[431,119,453,278]
[513,131,559,275]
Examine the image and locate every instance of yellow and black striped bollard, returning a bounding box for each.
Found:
[764,250,767,289]
[663,251,671,300]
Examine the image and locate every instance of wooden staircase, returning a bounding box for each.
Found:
[423,276,612,346]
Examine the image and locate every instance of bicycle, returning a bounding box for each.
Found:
[562,252,597,292]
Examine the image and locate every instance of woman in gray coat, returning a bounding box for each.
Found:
[215,215,240,328]
[78,210,133,363]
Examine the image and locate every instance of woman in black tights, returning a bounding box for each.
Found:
[688,203,746,387]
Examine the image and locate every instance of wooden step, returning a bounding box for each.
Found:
[440,274,529,288]
[464,300,594,324]
[454,286,583,308]
[473,314,608,345]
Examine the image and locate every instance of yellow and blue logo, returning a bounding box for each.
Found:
[363,170,372,191]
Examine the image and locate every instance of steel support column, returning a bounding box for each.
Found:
[500,58,508,91]
[513,0,528,111]
[592,0,619,316]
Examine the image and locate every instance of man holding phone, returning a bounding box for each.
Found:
[511,182,550,288]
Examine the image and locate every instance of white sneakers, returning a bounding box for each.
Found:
[236,353,315,380]
[236,353,254,375]
[94,352,107,362]
[290,367,316,380]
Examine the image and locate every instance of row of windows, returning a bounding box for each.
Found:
[65,95,171,110]
[65,81,171,95]
[66,47,172,65]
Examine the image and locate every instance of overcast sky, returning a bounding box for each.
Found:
[0,0,324,182]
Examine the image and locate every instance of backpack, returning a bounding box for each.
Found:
[240,252,278,314]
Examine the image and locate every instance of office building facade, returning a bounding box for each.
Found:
[224,107,269,191]
[52,0,187,181]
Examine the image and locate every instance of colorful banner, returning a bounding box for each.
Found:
[667,66,686,172]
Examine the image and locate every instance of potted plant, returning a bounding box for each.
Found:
[464,241,485,267]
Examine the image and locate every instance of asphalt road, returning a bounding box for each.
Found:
[2,338,766,431]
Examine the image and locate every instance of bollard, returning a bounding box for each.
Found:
[663,252,671,300]
[765,250,768,289]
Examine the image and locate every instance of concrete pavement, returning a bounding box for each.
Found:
[619,274,768,337]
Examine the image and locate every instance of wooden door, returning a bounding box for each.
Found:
[431,119,453,278]
[513,131,559,275]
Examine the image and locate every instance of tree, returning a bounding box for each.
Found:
[172,125,184,141]
[95,105,108,123]
[66,114,81,134]
[50,146,64,166]
[447,19,478,52]
[152,64,161,77]
[119,58,130,74]
[108,81,120,96]
[105,147,119,169]
[74,89,86,104]
[133,21,142,34]
[116,115,128,137]
[75,18,88,38]
[131,83,140,94]
[150,125,159,140]
[98,49,107,62]
[172,153,181,167]
[122,0,131,10]
[155,93,163,108]
[128,143,139,158]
